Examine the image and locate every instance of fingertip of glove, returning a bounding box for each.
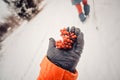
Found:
[49,37,53,40]
[66,27,70,32]
[49,38,55,42]
[75,28,81,36]
[70,26,75,33]
[77,32,84,41]
[80,32,84,38]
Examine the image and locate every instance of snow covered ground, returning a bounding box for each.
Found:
[0,0,120,80]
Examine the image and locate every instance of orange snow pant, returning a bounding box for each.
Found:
[37,56,78,80]
[73,0,88,14]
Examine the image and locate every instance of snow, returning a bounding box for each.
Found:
[0,0,11,22]
[0,0,120,80]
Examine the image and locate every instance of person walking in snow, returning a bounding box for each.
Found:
[71,0,90,22]
[37,27,84,80]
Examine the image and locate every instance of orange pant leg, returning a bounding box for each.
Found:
[75,4,82,14]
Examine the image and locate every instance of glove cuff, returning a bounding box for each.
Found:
[47,56,77,73]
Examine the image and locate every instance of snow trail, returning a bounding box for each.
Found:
[0,0,120,80]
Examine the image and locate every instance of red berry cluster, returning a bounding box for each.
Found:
[56,28,77,49]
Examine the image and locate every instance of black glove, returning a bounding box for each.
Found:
[47,27,84,73]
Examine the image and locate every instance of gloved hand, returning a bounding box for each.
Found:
[79,12,86,22]
[84,4,90,16]
[47,27,84,73]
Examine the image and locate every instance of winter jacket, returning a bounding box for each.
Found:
[72,0,82,5]
[37,56,78,80]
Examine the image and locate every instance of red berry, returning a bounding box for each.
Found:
[56,27,77,49]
